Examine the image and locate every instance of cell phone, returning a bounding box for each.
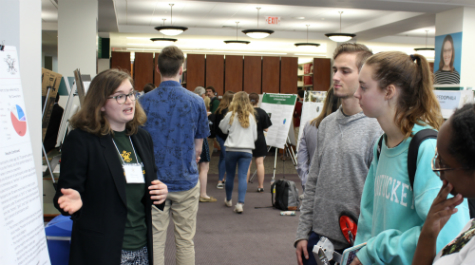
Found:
[314,246,330,265]
[340,243,367,265]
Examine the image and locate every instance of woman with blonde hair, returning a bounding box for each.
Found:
[350,52,469,265]
[54,69,168,265]
[219,91,257,213]
[214,91,235,189]
[296,88,341,191]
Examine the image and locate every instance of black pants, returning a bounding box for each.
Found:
[302,232,343,265]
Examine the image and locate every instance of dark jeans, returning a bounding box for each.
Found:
[302,232,343,265]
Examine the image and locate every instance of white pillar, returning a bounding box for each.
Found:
[58,0,98,77]
[0,0,42,203]
[435,7,475,86]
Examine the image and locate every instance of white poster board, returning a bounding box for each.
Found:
[296,91,327,150]
[259,93,297,149]
[0,46,51,265]
[434,89,474,119]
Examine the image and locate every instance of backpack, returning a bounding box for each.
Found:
[271,179,300,210]
[377,129,475,218]
[376,129,438,190]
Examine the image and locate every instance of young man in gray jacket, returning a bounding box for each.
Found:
[295,44,383,265]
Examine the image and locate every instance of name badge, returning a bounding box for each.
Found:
[123,163,145,183]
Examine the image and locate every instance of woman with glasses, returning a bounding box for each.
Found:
[349,52,469,265]
[53,69,168,265]
[412,104,475,265]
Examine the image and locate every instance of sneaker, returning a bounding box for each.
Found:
[299,194,305,201]
[234,203,243,214]
[257,188,264,193]
[199,196,217,203]
[216,182,224,189]
[224,198,232,207]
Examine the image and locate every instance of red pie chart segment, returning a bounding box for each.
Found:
[10,105,27,137]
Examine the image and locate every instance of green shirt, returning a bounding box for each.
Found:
[210,97,220,114]
[112,130,147,251]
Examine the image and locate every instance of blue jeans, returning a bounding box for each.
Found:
[216,136,226,181]
[225,151,252,203]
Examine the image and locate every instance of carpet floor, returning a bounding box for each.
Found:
[162,151,303,265]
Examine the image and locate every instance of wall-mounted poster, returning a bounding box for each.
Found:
[433,32,462,84]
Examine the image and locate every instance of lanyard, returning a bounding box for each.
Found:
[111,136,139,165]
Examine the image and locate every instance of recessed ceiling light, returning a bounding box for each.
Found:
[293,17,305,20]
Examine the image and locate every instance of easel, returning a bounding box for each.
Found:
[249,135,298,185]
[42,76,59,189]
[43,69,85,190]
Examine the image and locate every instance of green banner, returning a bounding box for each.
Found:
[261,93,297,105]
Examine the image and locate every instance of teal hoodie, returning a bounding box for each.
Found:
[354,123,470,265]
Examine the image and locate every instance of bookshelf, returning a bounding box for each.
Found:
[298,62,313,90]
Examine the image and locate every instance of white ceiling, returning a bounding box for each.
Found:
[41,0,475,57]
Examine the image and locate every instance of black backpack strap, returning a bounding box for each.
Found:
[376,134,384,161]
[407,129,438,189]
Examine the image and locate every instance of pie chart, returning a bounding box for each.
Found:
[10,105,27,136]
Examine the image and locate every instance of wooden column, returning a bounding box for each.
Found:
[225,55,243,92]
[110,51,131,73]
[313,58,331,91]
[243,56,262,94]
[205,55,224,95]
[262,56,280,93]
[153,53,161,87]
[280,57,298,94]
[187,54,205,91]
[133,52,154,92]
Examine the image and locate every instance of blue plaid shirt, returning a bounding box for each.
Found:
[139,81,209,192]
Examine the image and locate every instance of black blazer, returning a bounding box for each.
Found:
[53,128,164,265]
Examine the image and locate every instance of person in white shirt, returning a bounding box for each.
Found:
[219,91,257,214]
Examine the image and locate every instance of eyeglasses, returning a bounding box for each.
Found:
[108,90,136,104]
[431,148,468,176]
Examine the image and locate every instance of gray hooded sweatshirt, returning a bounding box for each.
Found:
[295,107,383,250]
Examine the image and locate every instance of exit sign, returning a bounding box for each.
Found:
[266,16,280,25]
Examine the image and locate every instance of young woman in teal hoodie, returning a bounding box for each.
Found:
[350,51,470,265]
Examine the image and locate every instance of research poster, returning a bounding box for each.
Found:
[260,93,297,149]
[297,91,327,150]
[0,46,51,265]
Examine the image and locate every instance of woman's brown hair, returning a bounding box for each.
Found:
[365,51,443,138]
[228,91,255,128]
[249,93,259,106]
[70,69,147,136]
[309,87,341,129]
[438,35,455,72]
[216,91,235,114]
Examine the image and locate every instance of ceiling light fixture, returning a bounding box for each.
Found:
[325,11,356,42]
[295,24,320,48]
[154,4,188,36]
[224,22,250,45]
[414,30,435,58]
[242,7,274,39]
[151,19,178,42]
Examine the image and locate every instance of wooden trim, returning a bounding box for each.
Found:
[243,56,262,94]
[313,58,331,91]
[262,56,280,94]
[205,55,224,95]
[280,57,298,94]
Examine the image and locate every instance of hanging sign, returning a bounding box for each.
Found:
[265,16,280,25]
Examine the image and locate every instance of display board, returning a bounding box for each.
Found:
[434,89,474,118]
[297,91,327,150]
[259,93,297,149]
[0,46,50,265]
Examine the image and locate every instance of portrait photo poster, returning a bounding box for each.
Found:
[434,31,462,84]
